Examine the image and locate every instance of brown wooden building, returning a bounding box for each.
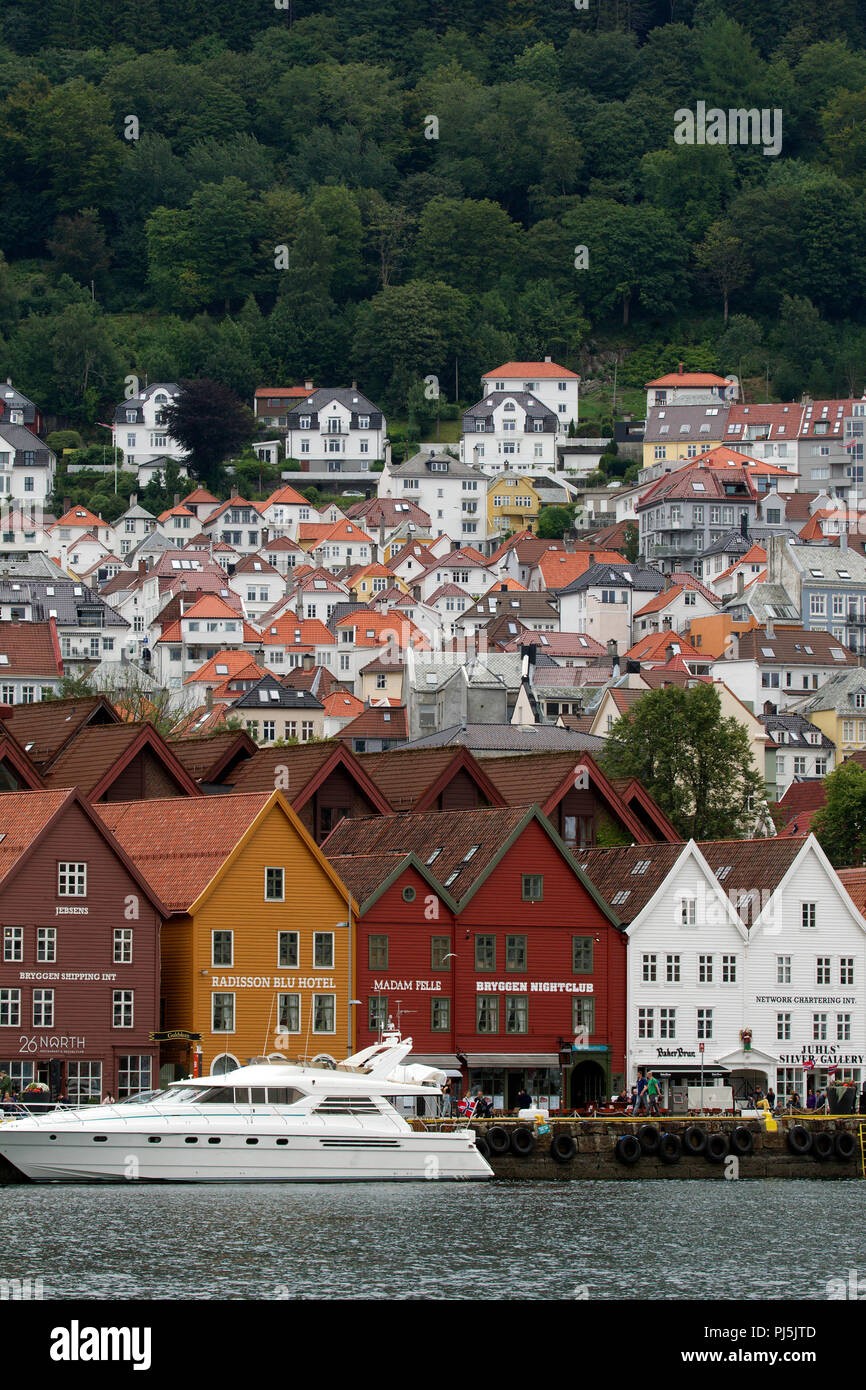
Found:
[0,788,165,1102]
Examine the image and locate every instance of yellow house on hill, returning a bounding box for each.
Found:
[487,472,540,537]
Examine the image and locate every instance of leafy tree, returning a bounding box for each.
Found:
[536,505,574,539]
[602,683,763,840]
[561,200,688,326]
[46,209,111,290]
[694,220,750,326]
[414,196,522,293]
[162,378,253,489]
[621,521,639,564]
[811,761,866,867]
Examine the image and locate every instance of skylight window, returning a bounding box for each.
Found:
[258,690,269,702]
[691,482,706,492]
[444,871,460,886]
[831,648,845,660]
[215,664,228,675]
[612,890,631,905]
[631,860,651,875]
[462,845,480,862]
[761,646,775,657]
[716,865,732,881]
[270,689,280,701]
[426,848,442,864]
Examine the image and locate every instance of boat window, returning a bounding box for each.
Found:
[171,1087,211,1103]
[147,1137,161,1144]
[276,1138,289,1146]
[268,1088,304,1105]
[246,1137,259,1145]
[184,1136,198,1144]
[208,1137,220,1144]
[250,1088,268,1104]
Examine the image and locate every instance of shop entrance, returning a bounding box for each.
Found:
[571,1060,606,1108]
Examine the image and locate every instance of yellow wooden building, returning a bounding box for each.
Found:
[486,472,540,537]
[98,791,357,1083]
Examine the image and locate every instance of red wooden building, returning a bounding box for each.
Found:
[0,789,165,1103]
[325,805,626,1111]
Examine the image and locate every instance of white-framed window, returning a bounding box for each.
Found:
[278,932,298,968]
[265,867,285,901]
[0,989,21,1026]
[114,928,133,964]
[37,928,56,963]
[312,993,336,1033]
[802,902,817,930]
[777,1012,791,1041]
[58,862,87,896]
[659,1007,676,1039]
[812,1012,827,1041]
[212,992,235,1032]
[637,1007,655,1039]
[2,927,22,962]
[816,956,831,985]
[666,954,680,983]
[696,1008,713,1040]
[837,1013,852,1042]
[33,989,54,1027]
[777,955,791,984]
[113,990,134,1028]
[698,954,713,983]
[841,957,855,985]
[722,954,737,983]
[680,896,696,926]
[212,930,233,967]
[641,953,657,983]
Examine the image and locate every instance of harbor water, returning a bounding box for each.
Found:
[2,1180,863,1300]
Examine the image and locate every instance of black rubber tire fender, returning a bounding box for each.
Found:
[705,1131,729,1163]
[614,1133,641,1166]
[638,1123,661,1155]
[510,1125,536,1158]
[682,1125,708,1157]
[835,1130,856,1161]
[485,1125,511,1157]
[474,1134,490,1159]
[550,1132,577,1163]
[787,1124,812,1156]
[812,1131,833,1161]
[658,1132,682,1164]
[730,1125,754,1156]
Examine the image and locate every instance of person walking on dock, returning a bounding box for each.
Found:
[633,1071,649,1114]
[646,1071,661,1116]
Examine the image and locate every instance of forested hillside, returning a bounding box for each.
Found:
[1,0,866,426]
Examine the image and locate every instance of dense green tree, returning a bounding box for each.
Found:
[413,196,522,292]
[536,505,574,539]
[694,220,750,325]
[351,279,470,402]
[602,683,763,840]
[811,761,866,867]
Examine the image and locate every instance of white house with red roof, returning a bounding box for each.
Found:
[226,554,286,620]
[258,615,336,674]
[290,571,350,623]
[481,359,580,430]
[296,518,374,571]
[156,503,203,543]
[180,488,222,523]
[255,483,317,538]
[199,496,265,555]
[153,593,259,687]
[644,366,739,411]
[48,505,118,563]
[631,577,720,643]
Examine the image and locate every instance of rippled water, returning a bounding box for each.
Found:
[2,1180,863,1300]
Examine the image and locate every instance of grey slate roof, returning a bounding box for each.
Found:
[285,387,383,425]
[113,383,180,425]
[0,422,55,466]
[0,554,66,579]
[791,668,866,717]
[408,653,523,692]
[557,562,665,596]
[462,391,557,431]
[700,526,796,559]
[231,673,323,711]
[643,403,731,443]
[391,452,477,479]
[758,712,834,748]
[404,724,606,753]
[22,580,129,629]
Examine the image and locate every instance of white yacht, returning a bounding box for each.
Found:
[0,1034,492,1183]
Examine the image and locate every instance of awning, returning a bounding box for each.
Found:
[467,1054,560,1067]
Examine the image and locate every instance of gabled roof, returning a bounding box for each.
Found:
[646,372,729,387]
[3,695,121,768]
[357,745,503,812]
[558,562,665,597]
[231,674,323,711]
[227,739,393,815]
[626,631,705,664]
[51,504,110,532]
[634,582,719,618]
[504,630,607,658]
[181,488,221,506]
[0,787,166,916]
[322,805,619,924]
[40,721,202,801]
[167,729,257,783]
[98,790,353,916]
[0,724,45,790]
[536,549,625,590]
[321,690,365,720]
[259,483,309,509]
[734,628,856,667]
[185,651,271,686]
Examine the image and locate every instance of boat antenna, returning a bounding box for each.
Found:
[262,991,276,1061]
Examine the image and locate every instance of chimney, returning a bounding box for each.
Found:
[302,652,314,671]
[304,380,313,391]
[351,380,357,390]
[740,511,749,541]
[205,686,213,711]
[130,492,137,507]
[174,493,180,507]
[736,570,744,598]
[665,643,674,661]
[677,362,684,375]
[231,485,239,499]
[606,639,618,661]
[766,617,775,639]
[64,496,71,514]
[138,560,146,576]
[500,582,507,591]
[589,553,595,564]
[544,356,552,363]
[841,526,849,552]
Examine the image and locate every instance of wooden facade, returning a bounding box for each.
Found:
[0,790,164,1102]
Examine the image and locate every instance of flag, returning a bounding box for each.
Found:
[803,1058,814,1071]
[458,1094,478,1117]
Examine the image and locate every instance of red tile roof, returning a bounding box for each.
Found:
[0,619,63,678]
[97,793,274,911]
[482,361,579,380]
[334,705,408,741]
[645,372,728,387]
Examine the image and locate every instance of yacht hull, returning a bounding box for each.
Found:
[0,1124,492,1183]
